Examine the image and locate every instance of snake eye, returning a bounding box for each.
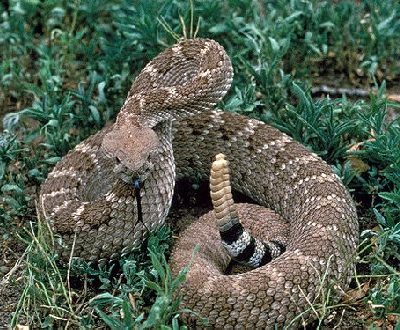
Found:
[115,156,121,164]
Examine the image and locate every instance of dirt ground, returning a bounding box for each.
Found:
[0,228,26,327]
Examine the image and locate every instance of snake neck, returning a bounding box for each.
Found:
[138,118,176,231]
[116,39,233,128]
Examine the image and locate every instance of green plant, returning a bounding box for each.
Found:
[88,227,201,329]
[11,219,86,328]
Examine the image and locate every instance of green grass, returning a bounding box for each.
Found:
[1,0,400,327]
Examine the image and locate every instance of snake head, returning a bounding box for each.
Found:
[101,125,160,183]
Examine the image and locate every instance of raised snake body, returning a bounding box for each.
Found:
[39,39,359,327]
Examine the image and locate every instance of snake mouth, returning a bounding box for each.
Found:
[111,151,155,184]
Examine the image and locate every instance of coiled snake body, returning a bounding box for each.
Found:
[39,39,358,327]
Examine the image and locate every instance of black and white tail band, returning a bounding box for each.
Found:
[210,153,286,268]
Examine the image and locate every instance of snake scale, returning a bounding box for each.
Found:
[39,39,359,327]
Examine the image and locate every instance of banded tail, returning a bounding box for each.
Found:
[210,154,285,267]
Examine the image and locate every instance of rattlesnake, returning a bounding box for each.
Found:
[39,39,359,327]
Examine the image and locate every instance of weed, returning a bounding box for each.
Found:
[287,255,356,329]
[11,217,84,328]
